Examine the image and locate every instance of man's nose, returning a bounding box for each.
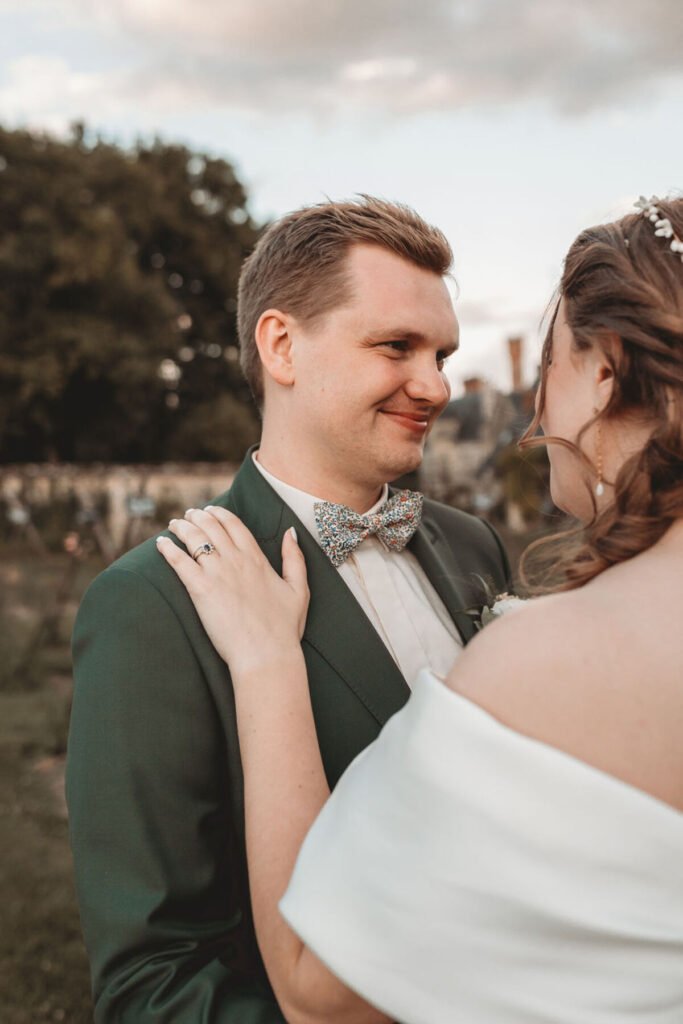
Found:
[404,358,451,407]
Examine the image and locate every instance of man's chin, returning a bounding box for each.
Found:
[381,446,424,482]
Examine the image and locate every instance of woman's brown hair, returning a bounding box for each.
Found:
[519,196,683,593]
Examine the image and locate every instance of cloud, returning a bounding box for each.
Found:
[2,0,682,122]
[455,299,542,329]
[0,56,134,134]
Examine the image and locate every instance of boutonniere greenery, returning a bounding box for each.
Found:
[460,576,527,633]
[479,592,526,627]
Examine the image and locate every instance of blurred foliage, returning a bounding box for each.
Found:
[496,443,551,521]
[0,122,261,462]
[0,554,86,691]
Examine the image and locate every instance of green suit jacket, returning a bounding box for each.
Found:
[67,450,510,1023]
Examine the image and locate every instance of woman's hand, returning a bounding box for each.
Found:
[159,509,384,1023]
[156,506,309,676]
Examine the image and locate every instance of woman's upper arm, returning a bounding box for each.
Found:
[279,946,390,1024]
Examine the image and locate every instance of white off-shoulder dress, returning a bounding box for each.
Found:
[280,669,683,1024]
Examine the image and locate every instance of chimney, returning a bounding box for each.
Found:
[508,336,523,393]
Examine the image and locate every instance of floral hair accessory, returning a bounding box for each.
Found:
[634,195,683,263]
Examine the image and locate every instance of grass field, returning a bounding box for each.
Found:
[0,554,101,1023]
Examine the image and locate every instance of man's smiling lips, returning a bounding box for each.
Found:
[379,408,432,433]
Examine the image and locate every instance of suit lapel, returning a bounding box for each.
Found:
[299,531,411,725]
[408,516,477,644]
[220,451,410,728]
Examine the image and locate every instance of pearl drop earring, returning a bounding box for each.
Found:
[595,418,605,498]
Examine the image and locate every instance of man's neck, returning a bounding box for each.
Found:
[255,442,384,514]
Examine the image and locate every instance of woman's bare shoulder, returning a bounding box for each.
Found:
[446,589,606,723]
[446,575,683,809]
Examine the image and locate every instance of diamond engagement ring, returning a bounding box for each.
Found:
[192,542,216,561]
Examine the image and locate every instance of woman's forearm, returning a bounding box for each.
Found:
[233,648,389,1024]
[234,648,329,978]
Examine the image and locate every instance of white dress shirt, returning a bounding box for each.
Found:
[253,455,462,687]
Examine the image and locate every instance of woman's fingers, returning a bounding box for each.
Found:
[281,528,308,595]
[155,535,203,591]
[168,517,219,562]
[184,507,233,551]
[169,505,267,565]
[204,506,262,555]
[281,528,310,637]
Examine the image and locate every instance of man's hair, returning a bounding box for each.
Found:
[237,195,453,407]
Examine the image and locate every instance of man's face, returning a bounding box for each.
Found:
[287,243,459,490]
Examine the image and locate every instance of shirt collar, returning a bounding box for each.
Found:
[252,452,389,550]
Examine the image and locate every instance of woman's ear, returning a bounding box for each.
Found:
[595,360,615,409]
[593,333,618,411]
[254,309,295,389]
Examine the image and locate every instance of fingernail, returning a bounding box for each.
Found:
[185,508,194,515]
[289,527,298,543]
[168,519,175,527]
[155,536,165,544]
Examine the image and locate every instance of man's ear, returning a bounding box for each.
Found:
[254,309,295,388]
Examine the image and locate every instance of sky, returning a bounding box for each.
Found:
[1,0,682,393]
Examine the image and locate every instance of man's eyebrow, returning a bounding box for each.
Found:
[363,328,459,351]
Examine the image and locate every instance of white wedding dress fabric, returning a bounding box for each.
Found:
[280,669,683,1024]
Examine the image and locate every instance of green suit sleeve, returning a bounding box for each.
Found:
[67,566,285,1023]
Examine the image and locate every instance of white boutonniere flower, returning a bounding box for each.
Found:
[460,577,528,633]
[480,592,526,627]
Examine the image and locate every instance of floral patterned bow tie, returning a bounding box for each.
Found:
[314,489,424,568]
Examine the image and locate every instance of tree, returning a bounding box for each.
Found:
[0,123,261,462]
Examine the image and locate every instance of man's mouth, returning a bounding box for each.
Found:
[379,409,432,433]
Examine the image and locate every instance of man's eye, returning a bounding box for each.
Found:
[382,341,408,353]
